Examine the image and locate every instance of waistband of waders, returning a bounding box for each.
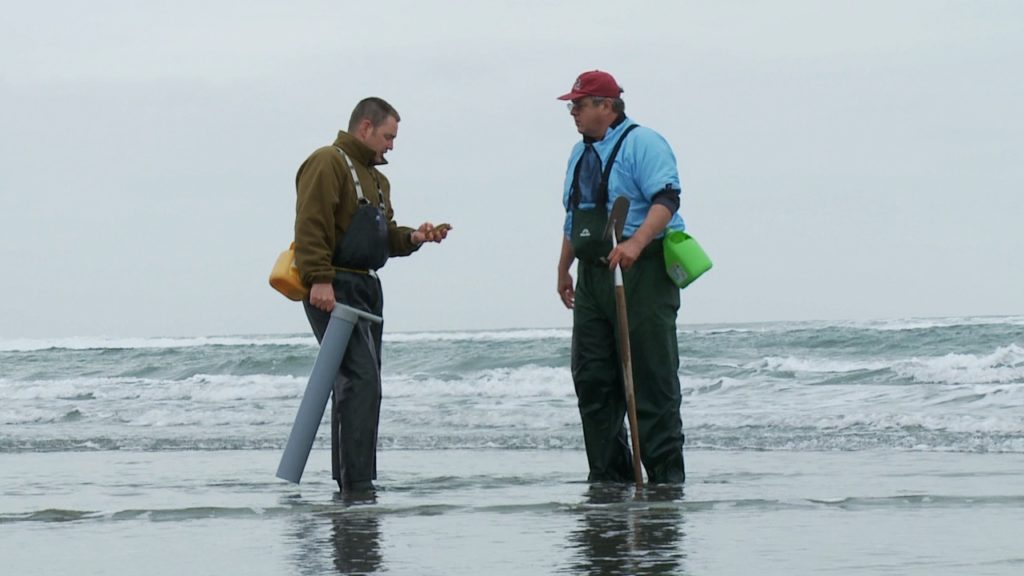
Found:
[578,236,665,267]
[337,266,379,279]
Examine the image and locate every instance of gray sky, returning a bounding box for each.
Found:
[2,0,1022,338]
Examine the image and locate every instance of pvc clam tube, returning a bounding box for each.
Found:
[276,303,383,484]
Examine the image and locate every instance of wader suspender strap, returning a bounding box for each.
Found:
[570,123,641,210]
[335,146,379,205]
[332,146,384,277]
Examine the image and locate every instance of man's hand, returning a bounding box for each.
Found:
[607,237,645,270]
[557,270,575,309]
[608,204,672,270]
[309,282,335,312]
[411,222,452,245]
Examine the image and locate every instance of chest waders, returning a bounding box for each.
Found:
[569,124,687,484]
[302,147,391,491]
[568,125,637,482]
[332,147,390,272]
[568,124,639,263]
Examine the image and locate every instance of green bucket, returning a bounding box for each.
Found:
[663,230,712,289]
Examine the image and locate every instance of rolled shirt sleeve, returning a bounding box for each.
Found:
[621,127,686,236]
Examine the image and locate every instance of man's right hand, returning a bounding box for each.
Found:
[309,282,335,312]
[557,270,575,309]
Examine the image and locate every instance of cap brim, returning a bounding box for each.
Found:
[556,91,587,101]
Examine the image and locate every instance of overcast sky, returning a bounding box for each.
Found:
[1,0,1021,339]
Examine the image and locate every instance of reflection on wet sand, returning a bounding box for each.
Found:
[329,491,382,575]
[565,483,687,575]
[285,491,382,576]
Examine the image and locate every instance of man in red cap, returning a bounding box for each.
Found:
[556,70,688,484]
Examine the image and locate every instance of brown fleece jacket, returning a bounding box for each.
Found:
[293,131,420,286]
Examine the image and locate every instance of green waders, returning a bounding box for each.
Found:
[572,241,686,483]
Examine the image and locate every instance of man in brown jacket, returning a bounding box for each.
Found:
[294,97,448,494]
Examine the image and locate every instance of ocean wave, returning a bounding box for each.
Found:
[0,329,574,352]
[385,366,574,398]
[686,426,1024,453]
[4,316,1023,457]
[127,407,284,428]
[748,344,1024,386]
[680,315,1024,336]
[0,406,66,425]
[3,425,1022,454]
[840,316,1024,332]
[3,379,99,401]
[183,374,306,401]
[0,374,307,402]
[384,328,572,343]
[3,315,1021,353]
[0,334,317,352]
[757,356,891,374]
[895,344,1024,385]
[0,506,275,524]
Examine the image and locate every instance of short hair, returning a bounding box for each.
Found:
[348,97,401,132]
[590,96,626,115]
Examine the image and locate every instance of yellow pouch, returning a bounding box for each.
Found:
[269,242,308,301]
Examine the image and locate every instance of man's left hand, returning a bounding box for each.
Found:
[411,222,451,245]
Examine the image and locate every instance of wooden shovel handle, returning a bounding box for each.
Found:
[615,284,644,486]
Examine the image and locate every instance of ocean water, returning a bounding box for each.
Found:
[2,316,1023,575]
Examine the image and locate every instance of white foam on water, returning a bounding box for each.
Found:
[749,344,1024,386]
[2,315,1018,352]
[184,374,307,401]
[384,365,574,398]
[895,344,1024,385]
[2,379,89,401]
[0,334,316,352]
[680,315,1024,336]
[383,328,571,343]
[758,355,891,374]
[684,376,750,395]
[0,406,66,425]
[837,315,1024,332]
[128,406,282,428]
[3,317,1022,453]
[690,407,1024,436]
[0,329,573,351]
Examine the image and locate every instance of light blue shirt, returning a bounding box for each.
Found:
[562,117,685,239]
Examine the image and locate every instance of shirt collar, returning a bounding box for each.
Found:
[583,114,628,144]
[332,131,386,166]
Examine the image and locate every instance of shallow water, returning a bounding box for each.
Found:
[2,449,1023,575]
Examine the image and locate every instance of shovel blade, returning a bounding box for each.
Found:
[604,196,630,242]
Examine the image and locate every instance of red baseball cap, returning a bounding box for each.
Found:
[557,70,624,100]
